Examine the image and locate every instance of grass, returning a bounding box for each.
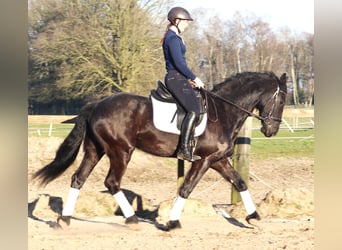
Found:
[251,128,314,159]
[28,123,74,138]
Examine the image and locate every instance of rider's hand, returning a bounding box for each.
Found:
[193,77,205,89]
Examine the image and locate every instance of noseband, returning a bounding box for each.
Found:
[203,86,286,123]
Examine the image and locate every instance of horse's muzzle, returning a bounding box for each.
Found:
[261,121,279,137]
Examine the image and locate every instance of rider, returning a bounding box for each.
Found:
[161,7,205,162]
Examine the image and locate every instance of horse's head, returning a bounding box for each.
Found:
[258,73,287,137]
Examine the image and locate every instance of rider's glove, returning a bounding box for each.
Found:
[193,77,205,89]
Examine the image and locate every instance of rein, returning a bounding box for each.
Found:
[202,87,285,122]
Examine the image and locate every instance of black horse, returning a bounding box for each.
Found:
[33,71,287,231]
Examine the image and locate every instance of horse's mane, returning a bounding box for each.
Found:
[212,71,278,94]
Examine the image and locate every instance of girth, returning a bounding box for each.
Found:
[150,80,207,130]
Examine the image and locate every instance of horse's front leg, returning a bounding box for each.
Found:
[162,160,210,231]
[211,158,261,224]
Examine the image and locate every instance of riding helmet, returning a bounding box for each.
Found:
[167,7,193,25]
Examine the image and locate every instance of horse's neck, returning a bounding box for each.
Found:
[217,87,260,113]
[209,95,248,132]
[211,86,259,139]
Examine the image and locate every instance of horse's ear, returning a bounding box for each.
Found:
[279,73,287,90]
[280,73,286,84]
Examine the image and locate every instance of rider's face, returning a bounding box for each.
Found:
[177,20,190,33]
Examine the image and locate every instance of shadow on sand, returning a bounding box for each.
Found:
[28,190,251,230]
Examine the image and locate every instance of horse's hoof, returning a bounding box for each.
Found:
[166,220,182,230]
[57,215,71,228]
[246,211,261,225]
[155,220,182,231]
[125,215,139,224]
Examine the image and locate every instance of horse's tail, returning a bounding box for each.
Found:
[33,102,97,186]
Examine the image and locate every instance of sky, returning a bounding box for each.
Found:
[177,0,314,33]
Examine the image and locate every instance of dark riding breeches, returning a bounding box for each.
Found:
[165,70,201,117]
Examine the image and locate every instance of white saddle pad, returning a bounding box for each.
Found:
[151,96,207,136]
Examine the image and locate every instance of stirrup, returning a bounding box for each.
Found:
[177,150,201,162]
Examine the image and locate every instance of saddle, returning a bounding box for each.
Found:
[150,80,207,131]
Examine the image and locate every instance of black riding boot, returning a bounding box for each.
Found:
[177,111,201,162]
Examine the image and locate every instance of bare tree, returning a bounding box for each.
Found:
[201,16,227,86]
[247,19,276,72]
[225,12,247,74]
[29,0,167,102]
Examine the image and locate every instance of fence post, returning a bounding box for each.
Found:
[48,122,53,137]
[231,117,252,204]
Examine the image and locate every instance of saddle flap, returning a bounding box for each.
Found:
[150,80,208,131]
[150,96,208,137]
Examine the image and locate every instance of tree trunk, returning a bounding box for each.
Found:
[290,50,299,106]
[236,47,241,73]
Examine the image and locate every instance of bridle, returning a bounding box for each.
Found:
[203,86,286,123]
[261,86,287,123]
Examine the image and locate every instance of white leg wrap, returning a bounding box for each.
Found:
[169,196,186,221]
[240,190,256,214]
[62,187,80,216]
[113,191,135,218]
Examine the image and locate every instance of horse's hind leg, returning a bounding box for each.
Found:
[104,150,138,224]
[211,158,260,224]
[58,135,104,226]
